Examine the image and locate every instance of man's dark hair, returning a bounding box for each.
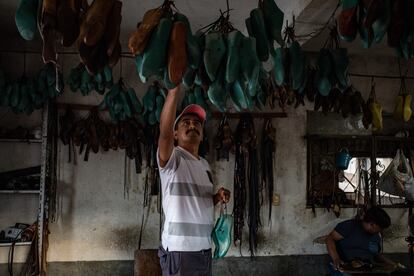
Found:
[363,206,391,229]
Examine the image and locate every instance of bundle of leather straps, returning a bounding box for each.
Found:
[59,107,146,173]
[214,115,233,161]
[233,113,261,256]
[260,119,276,223]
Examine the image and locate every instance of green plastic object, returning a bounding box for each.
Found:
[229,80,249,111]
[204,32,226,82]
[239,37,260,97]
[207,65,227,112]
[15,0,38,41]
[315,49,333,96]
[289,41,306,90]
[249,8,269,62]
[141,18,173,79]
[331,48,349,89]
[262,0,284,46]
[225,30,243,84]
[273,47,285,86]
[212,212,233,259]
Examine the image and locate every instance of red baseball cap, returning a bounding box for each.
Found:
[174,104,206,129]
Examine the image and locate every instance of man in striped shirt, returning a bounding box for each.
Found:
[157,84,230,276]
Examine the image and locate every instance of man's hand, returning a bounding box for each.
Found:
[214,187,230,205]
[332,257,344,270]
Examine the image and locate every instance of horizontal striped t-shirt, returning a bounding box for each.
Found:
[157,146,214,251]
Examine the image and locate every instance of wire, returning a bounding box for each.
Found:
[349,73,414,80]
[295,1,341,41]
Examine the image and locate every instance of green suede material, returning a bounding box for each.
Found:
[341,0,358,10]
[358,8,373,48]
[163,67,177,89]
[230,80,248,111]
[207,65,227,112]
[332,48,349,89]
[127,87,142,114]
[182,67,197,88]
[142,85,157,114]
[225,30,243,84]
[315,49,333,96]
[15,0,38,41]
[155,95,164,123]
[204,32,226,82]
[212,214,233,259]
[245,17,254,37]
[262,0,284,47]
[249,8,269,61]
[239,37,260,97]
[141,18,173,78]
[372,0,390,43]
[135,55,147,83]
[273,47,285,86]
[289,41,306,90]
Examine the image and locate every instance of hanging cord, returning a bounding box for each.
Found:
[197,0,234,34]
[283,17,296,45]
[23,51,26,77]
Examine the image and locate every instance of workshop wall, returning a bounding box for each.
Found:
[0,52,414,269]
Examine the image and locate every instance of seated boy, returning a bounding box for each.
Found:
[326,206,396,276]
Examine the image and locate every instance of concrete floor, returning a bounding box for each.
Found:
[1,253,412,276]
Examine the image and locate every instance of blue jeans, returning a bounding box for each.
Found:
[328,262,352,276]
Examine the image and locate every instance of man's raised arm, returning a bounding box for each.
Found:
[158,85,181,168]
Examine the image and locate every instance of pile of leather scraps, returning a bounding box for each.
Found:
[141,81,166,126]
[181,85,211,119]
[393,77,412,122]
[59,107,146,172]
[214,116,234,161]
[0,63,63,114]
[40,0,89,63]
[338,0,414,58]
[99,78,143,122]
[68,63,113,95]
[78,0,122,74]
[130,1,198,88]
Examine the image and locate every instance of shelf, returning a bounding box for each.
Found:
[0,241,32,247]
[0,190,39,194]
[0,138,42,143]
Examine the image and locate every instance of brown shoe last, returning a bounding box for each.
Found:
[168,22,188,84]
[105,0,122,57]
[338,7,358,38]
[83,0,115,46]
[128,8,164,55]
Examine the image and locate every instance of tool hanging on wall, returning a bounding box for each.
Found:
[59,108,76,163]
[261,118,276,223]
[233,113,261,256]
[144,124,160,198]
[214,115,234,161]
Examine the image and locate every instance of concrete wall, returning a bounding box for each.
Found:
[1,52,414,272]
